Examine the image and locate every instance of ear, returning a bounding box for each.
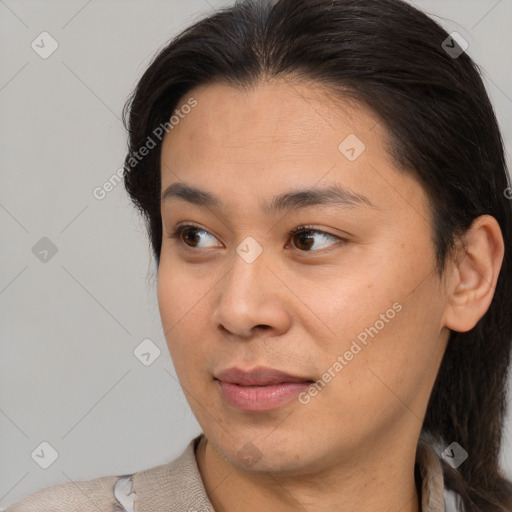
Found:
[444,215,505,333]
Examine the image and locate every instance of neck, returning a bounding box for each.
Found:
[195,434,421,512]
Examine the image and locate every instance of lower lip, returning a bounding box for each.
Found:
[217,380,311,412]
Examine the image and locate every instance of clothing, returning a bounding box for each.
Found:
[5,434,460,511]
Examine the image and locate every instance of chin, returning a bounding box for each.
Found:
[206,425,324,475]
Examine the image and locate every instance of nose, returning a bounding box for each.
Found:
[211,247,292,339]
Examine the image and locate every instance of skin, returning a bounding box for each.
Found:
[157,78,504,512]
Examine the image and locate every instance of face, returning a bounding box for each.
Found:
[158,78,451,475]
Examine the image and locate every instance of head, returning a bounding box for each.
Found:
[123,0,512,510]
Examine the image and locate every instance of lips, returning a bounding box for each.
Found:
[214,366,314,412]
[215,366,313,386]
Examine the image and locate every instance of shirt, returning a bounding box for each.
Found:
[5,434,461,511]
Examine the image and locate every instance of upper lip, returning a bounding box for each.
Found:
[215,366,313,386]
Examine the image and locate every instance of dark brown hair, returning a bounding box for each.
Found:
[122,0,512,510]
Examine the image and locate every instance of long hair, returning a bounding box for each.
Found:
[122,1,512,510]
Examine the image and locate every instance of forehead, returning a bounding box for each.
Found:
[159,79,429,222]
[165,79,385,157]
[162,80,387,172]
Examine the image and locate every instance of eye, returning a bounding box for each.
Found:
[169,223,221,249]
[168,223,345,252]
[287,225,344,252]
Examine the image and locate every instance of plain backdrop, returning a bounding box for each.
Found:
[1,0,511,508]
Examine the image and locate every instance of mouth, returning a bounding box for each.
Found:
[214,366,315,412]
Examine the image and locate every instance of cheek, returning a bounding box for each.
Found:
[303,230,433,337]
[320,272,446,425]
[313,241,445,402]
[157,259,209,374]
[157,246,214,330]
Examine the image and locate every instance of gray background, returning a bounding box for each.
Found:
[1,0,511,508]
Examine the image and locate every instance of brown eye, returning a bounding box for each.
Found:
[292,230,315,251]
[180,226,201,247]
[170,224,220,248]
[289,226,343,252]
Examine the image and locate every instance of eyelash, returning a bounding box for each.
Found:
[168,223,346,253]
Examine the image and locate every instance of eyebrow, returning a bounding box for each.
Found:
[161,182,375,215]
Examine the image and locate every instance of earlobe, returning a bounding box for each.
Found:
[444,215,505,333]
